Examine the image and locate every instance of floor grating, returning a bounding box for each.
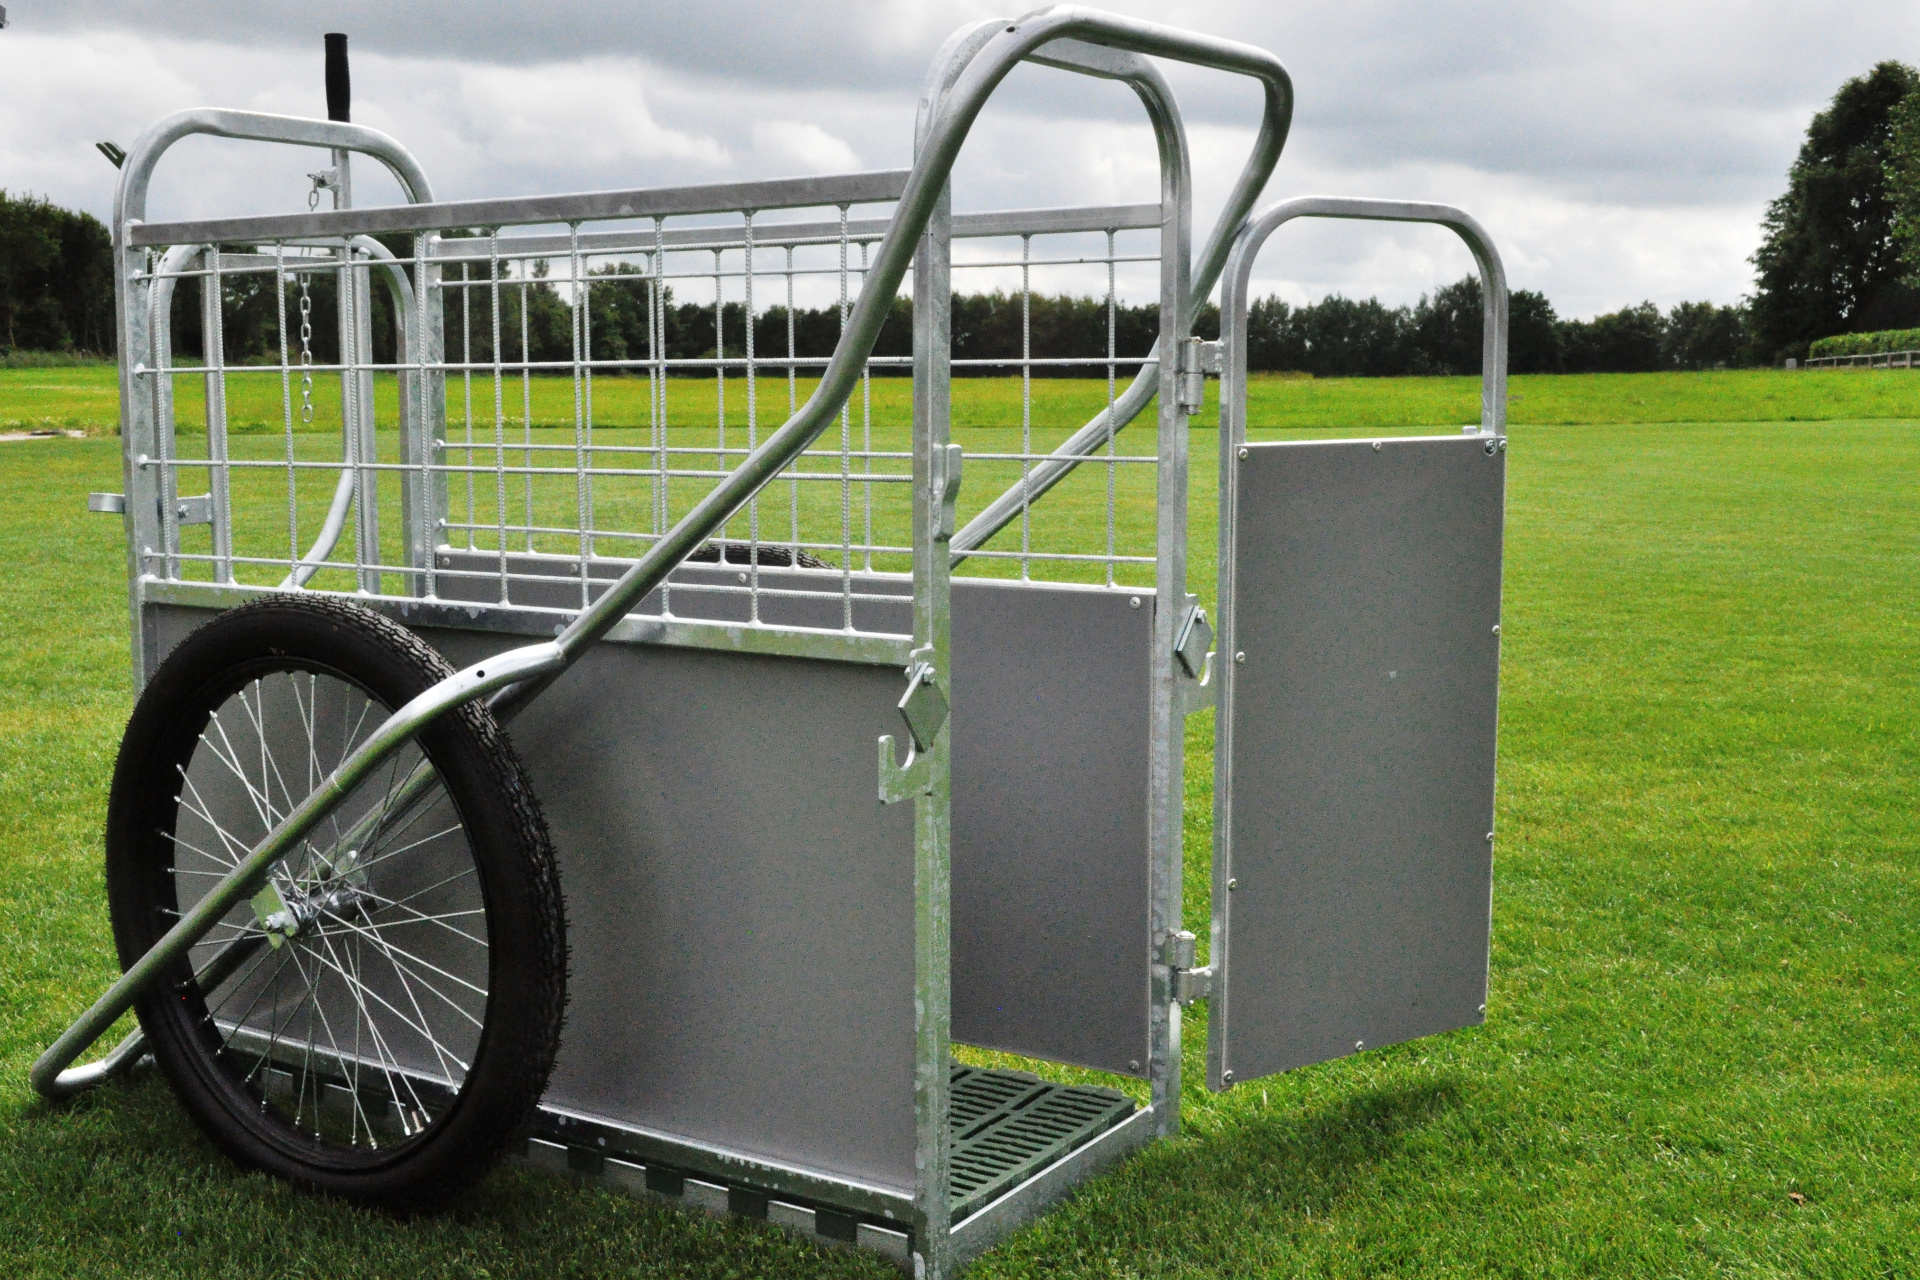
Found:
[948,1063,1135,1220]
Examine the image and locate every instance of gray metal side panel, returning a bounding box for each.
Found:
[1214,436,1503,1084]
[148,566,1154,1172]
[949,581,1152,1077]
[437,555,1156,1075]
[149,604,919,1194]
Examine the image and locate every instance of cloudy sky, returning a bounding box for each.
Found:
[4,1,1918,317]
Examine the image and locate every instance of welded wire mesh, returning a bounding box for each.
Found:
[130,201,1165,641]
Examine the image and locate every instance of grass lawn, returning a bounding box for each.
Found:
[1,370,1918,1276]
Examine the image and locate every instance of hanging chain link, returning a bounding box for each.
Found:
[298,275,315,426]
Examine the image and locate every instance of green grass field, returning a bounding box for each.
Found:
[2,369,1918,1276]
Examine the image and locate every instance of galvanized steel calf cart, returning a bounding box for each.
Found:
[35,8,1510,1274]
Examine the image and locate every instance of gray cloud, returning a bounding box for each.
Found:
[3,1,1918,315]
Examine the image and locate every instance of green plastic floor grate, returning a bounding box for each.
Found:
[948,1064,1135,1220]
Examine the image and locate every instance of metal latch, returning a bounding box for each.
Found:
[175,493,213,525]
[879,647,948,804]
[929,442,962,542]
[1174,604,1212,679]
[1176,338,1222,413]
[1163,930,1213,1005]
[88,492,127,515]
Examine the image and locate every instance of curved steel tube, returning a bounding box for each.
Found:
[41,4,1294,1099]
[1218,196,1509,448]
[115,110,432,227]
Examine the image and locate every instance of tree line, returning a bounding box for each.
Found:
[14,44,1920,383]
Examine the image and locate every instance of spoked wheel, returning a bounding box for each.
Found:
[106,596,566,1210]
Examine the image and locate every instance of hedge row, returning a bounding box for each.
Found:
[1809,327,1920,357]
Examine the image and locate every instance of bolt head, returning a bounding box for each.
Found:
[1129,596,1141,609]
[1237,447,1249,460]
[1492,624,1501,634]
[1486,831,1496,843]
[1371,441,1381,452]
[1227,877,1237,890]
[1222,1070,1234,1083]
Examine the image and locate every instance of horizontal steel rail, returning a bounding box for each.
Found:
[427,202,1164,261]
[129,170,911,248]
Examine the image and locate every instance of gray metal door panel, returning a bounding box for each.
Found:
[1211,436,1503,1088]
[949,580,1152,1077]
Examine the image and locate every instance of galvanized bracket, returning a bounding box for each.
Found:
[88,492,128,515]
[1176,338,1221,414]
[175,493,213,526]
[879,649,947,804]
[1174,598,1215,713]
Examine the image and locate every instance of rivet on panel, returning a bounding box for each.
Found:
[1371,441,1381,452]
[1237,447,1249,460]
[1129,596,1141,609]
[1227,878,1237,890]
[1234,651,1245,663]
[1491,624,1500,635]
[1486,831,1495,843]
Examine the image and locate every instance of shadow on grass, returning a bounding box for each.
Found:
[1,1070,898,1279]
[966,1079,1466,1276]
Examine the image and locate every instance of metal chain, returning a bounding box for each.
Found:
[298,276,315,426]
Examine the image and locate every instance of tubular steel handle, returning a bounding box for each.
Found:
[1218,196,1510,442]
[40,5,1293,1099]
[946,9,1296,559]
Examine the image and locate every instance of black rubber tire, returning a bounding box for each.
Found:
[105,595,566,1211]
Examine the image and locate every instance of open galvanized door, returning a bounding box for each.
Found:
[1206,434,1504,1090]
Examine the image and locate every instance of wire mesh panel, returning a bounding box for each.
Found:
[944,208,1165,590]
[129,189,1173,650]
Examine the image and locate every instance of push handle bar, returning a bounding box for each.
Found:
[37,5,1292,1099]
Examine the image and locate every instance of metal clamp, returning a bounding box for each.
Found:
[87,493,128,515]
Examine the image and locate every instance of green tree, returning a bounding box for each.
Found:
[1750,61,1920,361]
[1888,86,1920,287]
[0,190,114,354]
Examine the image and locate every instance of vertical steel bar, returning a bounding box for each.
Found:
[569,223,589,607]
[275,244,297,578]
[202,247,234,582]
[745,211,760,621]
[460,261,475,551]
[713,246,726,544]
[837,205,853,628]
[490,229,509,601]
[909,173,955,1280]
[521,278,534,552]
[1019,233,1032,580]
[787,243,801,564]
[1105,228,1118,587]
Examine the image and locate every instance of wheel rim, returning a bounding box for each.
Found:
[161,663,490,1159]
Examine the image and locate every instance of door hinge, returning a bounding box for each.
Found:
[1164,930,1213,1005]
[1176,338,1223,414]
